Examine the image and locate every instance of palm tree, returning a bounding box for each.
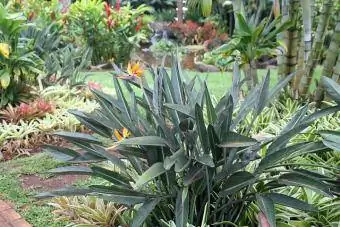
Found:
[187,0,213,17]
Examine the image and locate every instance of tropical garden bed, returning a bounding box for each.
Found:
[0,0,339,226]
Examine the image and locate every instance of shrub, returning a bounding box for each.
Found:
[0,5,44,107]
[170,20,227,46]
[65,0,153,65]
[50,196,127,226]
[41,59,340,226]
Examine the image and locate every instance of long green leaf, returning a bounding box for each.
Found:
[321,76,340,104]
[219,132,257,148]
[205,82,217,124]
[256,70,271,115]
[176,187,189,227]
[219,171,256,196]
[36,188,94,199]
[164,103,194,118]
[91,166,132,187]
[320,130,340,151]
[131,198,161,227]
[135,162,166,188]
[256,194,276,227]
[195,104,209,153]
[257,142,329,173]
[48,166,93,175]
[118,136,169,147]
[278,173,332,196]
[54,131,101,144]
[266,193,317,212]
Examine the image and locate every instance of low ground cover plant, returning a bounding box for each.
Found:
[41,58,340,226]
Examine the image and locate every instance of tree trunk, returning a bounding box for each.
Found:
[250,60,258,87]
[300,0,333,96]
[292,38,305,98]
[277,0,299,79]
[301,0,313,61]
[177,0,184,23]
[243,61,258,90]
[277,0,289,79]
[314,21,340,106]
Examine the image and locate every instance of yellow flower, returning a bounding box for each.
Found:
[113,128,131,141]
[122,128,131,138]
[0,43,10,58]
[127,62,144,77]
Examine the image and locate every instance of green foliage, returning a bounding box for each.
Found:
[277,187,340,226]
[42,58,340,226]
[50,196,127,226]
[121,0,176,11]
[150,39,177,57]
[0,152,68,227]
[44,44,92,88]
[65,0,153,65]
[0,85,98,158]
[0,5,44,107]
[214,13,291,66]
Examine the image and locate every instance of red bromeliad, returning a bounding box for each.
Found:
[135,16,143,32]
[115,0,120,11]
[104,2,111,18]
[104,2,114,29]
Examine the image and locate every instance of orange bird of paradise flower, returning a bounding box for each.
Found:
[127,62,144,77]
[113,128,131,141]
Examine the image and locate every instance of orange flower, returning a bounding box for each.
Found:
[127,62,144,77]
[113,128,131,141]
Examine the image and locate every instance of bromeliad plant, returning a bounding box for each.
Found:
[41,59,340,226]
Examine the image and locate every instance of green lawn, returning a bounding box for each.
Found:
[0,153,68,227]
[86,67,322,99]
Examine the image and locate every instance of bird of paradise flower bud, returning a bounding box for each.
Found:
[113,128,131,141]
[127,62,144,78]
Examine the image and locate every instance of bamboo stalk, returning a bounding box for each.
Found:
[277,0,289,79]
[300,0,333,96]
[278,0,300,79]
[314,19,340,105]
[292,38,305,98]
[301,0,313,61]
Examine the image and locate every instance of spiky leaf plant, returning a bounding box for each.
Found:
[40,58,340,227]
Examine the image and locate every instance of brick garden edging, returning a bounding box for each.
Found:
[0,200,32,227]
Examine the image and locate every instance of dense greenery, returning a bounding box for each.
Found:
[0,0,339,226]
[41,58,340,226]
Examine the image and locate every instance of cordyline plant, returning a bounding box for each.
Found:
[40,58,340,227]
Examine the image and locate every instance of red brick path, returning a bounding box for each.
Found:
[0,200,32,227]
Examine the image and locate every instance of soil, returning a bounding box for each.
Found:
[20,174,88,191]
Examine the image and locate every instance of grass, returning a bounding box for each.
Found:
[0,153,68,227]
[85,67,322,99]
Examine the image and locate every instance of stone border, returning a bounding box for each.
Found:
[0,200,32,227]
